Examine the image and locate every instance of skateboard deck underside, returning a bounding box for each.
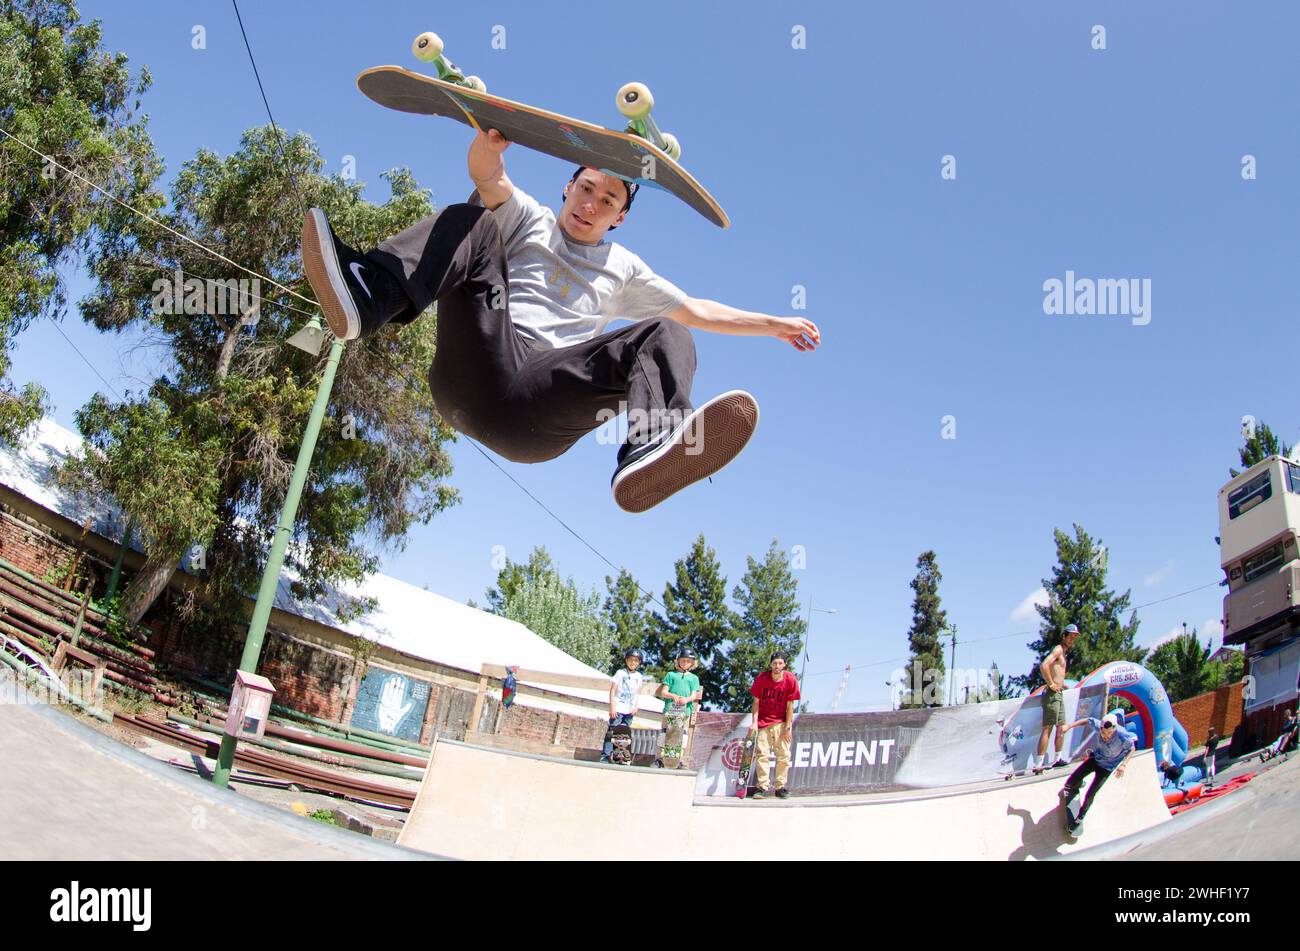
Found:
[357,66,728,228]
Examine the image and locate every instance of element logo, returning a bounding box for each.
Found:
[721,738,744,771]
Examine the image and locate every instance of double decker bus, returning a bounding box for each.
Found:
[1219,455,1300,645]
[1218,455,1300,745]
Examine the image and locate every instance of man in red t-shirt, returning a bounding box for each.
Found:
[748,652,801,798]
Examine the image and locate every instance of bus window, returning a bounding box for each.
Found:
[1243,541,1286,584]
[1228,471,1272,519]
[1288,462,1300,494]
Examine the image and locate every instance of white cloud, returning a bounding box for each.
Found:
[1143,561,1175,586]
[1149,624,1187,650]
[1148,621,1222,653]
[1011,588,1049,624]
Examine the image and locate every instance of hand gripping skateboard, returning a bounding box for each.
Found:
[660,709,689,768]
[357,32,728,228]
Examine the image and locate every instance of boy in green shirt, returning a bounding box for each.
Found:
[655,647,702,768]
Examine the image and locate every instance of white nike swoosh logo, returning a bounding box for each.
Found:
[349,262,372,299]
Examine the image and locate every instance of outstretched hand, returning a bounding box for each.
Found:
[776,317,820,352]
[476,128,512,154]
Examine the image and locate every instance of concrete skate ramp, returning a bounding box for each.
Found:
[0,697,431,860]
[399,740,1170,860]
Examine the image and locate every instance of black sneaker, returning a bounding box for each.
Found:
[775,787,790,799]
[300,208,400,341]
[751,787,768,800]
[1051,759,1069,769]
[611,390,759,513]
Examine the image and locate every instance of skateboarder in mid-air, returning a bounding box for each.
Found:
[300,128,820,512]
[1057,711,1136,835]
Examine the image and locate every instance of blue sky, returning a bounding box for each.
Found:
[14,0,1299,709]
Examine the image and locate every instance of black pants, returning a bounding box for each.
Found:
[366,203,697,464]
[1063,756,1113,819]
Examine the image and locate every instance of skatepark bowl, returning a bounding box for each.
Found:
[2,689,1202,861]
[397,740,1171,861]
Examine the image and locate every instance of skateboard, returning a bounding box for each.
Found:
[357,32,729,228]
[734,731,756,798]
[660,710,689,768]
[1062,791,1084,837]
[608,723,634,766]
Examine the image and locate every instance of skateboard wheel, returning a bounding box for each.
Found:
[660,132,681,160]
[412,31,444,62]
[463,75,486,92]
[616,81,654,119]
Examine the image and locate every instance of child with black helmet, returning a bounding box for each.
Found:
[655,647,702,768]
[602,648,646,764]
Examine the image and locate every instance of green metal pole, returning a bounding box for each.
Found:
[104,521,133,600]
[213,325,344,788]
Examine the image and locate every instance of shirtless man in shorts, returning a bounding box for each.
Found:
[1033,624,1080,775]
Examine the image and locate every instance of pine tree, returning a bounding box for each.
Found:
[902,551,947,708]
[648,534,735,707]
[1144,629,1212,703]
[499,572,606,670]
[1231,419,1291,477]
[1014,524,1144,693]
[720,540,806,713]
[602,567,652,674]
[481,547,559,614]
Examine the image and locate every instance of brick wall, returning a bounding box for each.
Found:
[258,633,357,721]
[1171,681,1244,749]
[1,498,618,747]
[0,506,94,587]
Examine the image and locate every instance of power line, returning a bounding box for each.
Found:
[1131,580,1221,610]
[47,321,122,400]
[230,0,309,214]
[0,125,314,306]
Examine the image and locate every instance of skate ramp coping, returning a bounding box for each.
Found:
[399,740,1169,860]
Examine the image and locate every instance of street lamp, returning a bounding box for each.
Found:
[940,623,958,706]
[213,314,345,789]
[798,597,837,687]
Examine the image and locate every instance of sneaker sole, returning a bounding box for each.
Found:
[612,390,758,513]
[300,208,360,340]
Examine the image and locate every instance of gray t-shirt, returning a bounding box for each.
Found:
[488,187,688,348]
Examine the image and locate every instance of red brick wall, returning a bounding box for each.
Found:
[0,507,90,586]
[1172,681,1245,749]
[258,633,356,721]
[1,500,615,745]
